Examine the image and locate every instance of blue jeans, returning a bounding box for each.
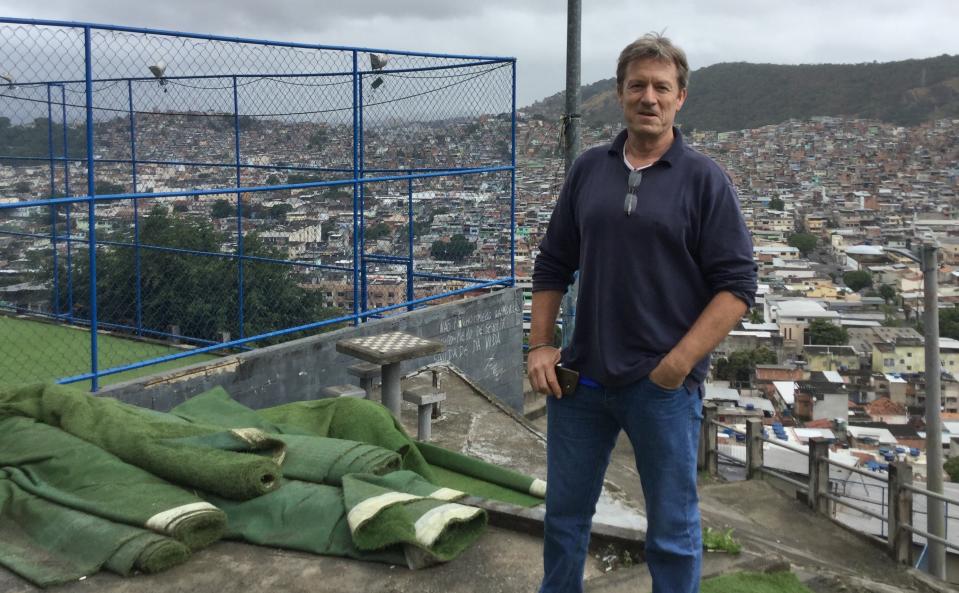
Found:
[539,377,704,593]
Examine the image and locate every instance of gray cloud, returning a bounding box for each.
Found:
[0,0,956,106]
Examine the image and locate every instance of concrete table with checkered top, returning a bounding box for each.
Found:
[335,331,445,417]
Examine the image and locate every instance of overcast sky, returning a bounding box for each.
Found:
[1,0,956,106]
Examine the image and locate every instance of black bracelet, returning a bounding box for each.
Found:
[527,343,554,353]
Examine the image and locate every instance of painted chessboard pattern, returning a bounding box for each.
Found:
[336,331,445,365]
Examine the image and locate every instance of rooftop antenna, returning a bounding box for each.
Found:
[148,61,168,92]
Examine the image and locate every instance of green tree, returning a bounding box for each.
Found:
[365,222,391,241]
[211,199,234,219]
[878,283,897,304]
[269,203,293,221]
[787,233,817,257]
[881,304,901,327]
[714,347,777,386]
[748,308,764,324]
[45,207,340,345]
[308,129,328,148]
[945,456,959,483]
[430,234,475,262]
[767,197,784,211]
[940,308,959,341]
[94,180,125,195]
[808,319,848,345]
[842,270,873,292]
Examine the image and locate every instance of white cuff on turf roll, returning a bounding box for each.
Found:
[347,492,420,531]
[146,502,220,534]
[413,503,483,547]
[429,487,465,501]
[529,478,547,498]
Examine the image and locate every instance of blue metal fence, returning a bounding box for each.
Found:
[0,18,516,390]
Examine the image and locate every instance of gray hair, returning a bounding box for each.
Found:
[616,33,689,92]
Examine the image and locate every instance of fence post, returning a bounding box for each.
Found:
[887,461,913,565]
[699,402,718,476]
[232,75,245,340]
[350,50,360,326]
[83,25,99,391]
[808,437,830,514]
[746,417,764,480]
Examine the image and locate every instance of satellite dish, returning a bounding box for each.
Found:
[369,54,388,71]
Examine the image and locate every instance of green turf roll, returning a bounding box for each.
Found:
[0,383,281,501]
[132,537,191,575]
[103,532,190,577]
[0,476,194,587]
[149,503,230,551]
[342,471,487,564]
[259,396,437,481]
[0,416,229,550]
[416,441,546,499]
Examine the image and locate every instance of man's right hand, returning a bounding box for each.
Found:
[527,346,563,398]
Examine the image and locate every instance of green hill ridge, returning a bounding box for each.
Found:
[524,54,959,131]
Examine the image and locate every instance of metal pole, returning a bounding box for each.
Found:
[407,173,414,310]
[233,76,245,340]
[83,27,98,391]
[359,67,367,316]
[509,60,517,285]
[351,51,360,326]
[128,79,142,335]
[46,84,60,317]
[560,0,581,348]
[61,84,73,320]
[922,241,946,579]
[563,0,581,174]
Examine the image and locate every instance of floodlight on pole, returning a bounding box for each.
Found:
[148,61,168,91]
[0,73,13,90]
[369,53,388,71]
[368,54,388,94]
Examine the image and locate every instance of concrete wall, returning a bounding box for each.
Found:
[100,288,525,412]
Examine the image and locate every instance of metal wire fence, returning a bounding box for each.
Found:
[0,18,516,389]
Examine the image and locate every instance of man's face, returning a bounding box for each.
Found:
[617,58,687,142]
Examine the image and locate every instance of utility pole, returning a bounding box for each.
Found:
[922,240,946,579]
[560,0,581,347]
[563,0,581,174]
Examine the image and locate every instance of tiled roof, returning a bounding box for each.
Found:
[866,397,907,416]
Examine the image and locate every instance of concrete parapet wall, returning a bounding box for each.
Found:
[100,288,525,412]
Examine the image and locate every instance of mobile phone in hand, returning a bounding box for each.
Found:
[554,364,579,396]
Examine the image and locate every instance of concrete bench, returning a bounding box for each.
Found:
[402,385,447,442]
[321,384,366,399]
[347,361,381,400]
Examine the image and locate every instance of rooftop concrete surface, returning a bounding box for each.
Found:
[3,369,958,593]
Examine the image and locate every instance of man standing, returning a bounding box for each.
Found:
[528,34,757,593]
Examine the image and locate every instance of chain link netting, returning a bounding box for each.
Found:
[0,20,515,389]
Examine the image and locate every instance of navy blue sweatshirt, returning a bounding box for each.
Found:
[532,128,757,388]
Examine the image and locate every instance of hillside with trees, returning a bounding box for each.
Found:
[524,54,959,131]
